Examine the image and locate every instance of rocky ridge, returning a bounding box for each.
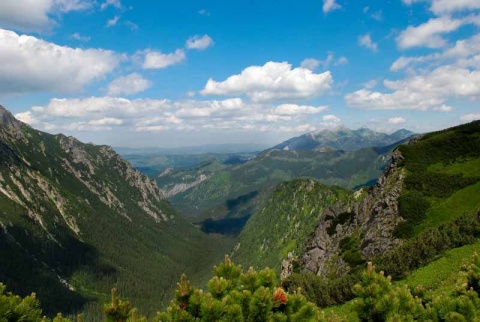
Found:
[296,148,406,277]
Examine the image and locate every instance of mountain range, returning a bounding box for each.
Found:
[2,101,479,321]
[0,105,230,318]
[269,127,415,152]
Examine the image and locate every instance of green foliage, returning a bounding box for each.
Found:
[0,120,233,318]
[283,272,360,308]
[353,254,480,322]
[376,210,480,279]
[155,256,325,321]
[163,143,400,217]
[233,179,354,271]
[397,120,480,234]
[394,191,431,238]
[339,235,365,268]
[353,263,424,321]
[0,283,43,321]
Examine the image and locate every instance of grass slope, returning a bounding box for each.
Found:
[232,179,354,271]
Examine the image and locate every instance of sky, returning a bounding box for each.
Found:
[0,0,479,148]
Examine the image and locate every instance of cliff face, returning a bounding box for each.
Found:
[298,149,405,277]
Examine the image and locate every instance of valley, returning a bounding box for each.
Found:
[1,103,480,321]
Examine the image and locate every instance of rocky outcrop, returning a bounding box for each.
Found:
[296,149,405,278]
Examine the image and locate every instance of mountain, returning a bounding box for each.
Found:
[231,120,480,307]
[122,151,258,178]
[269,126,415,152]
[157,138,409,223]
[0,105,230,318]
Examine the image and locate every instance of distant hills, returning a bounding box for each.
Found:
[269,126,415,152]
[154,127,415,223]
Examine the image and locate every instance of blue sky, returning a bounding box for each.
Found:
[0,0,479,147]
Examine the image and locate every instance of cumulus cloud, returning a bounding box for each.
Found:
[403,0,480,15]
[397,17,464,49]
[461,113,480,122]
[323,0,341,14]
[201,61,333,102]
[391,34,480,71]
[273,104,328,116]
[388,117,406,124]
[358,34,378,52]
[346,65,480,110]
[0,0,92,32]
[186,35,214,50]
[107,73,151,96]
[140,49,186,69]
[0,29,120,96]
[349,29,480,112]
[16,96,331,134]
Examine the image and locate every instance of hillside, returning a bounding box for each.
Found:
[276,120,480,308]
[232,179,355,272]
[157,140,408,223]
[269,127,415,152]
[0,105,231,318]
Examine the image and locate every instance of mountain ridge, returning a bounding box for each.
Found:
[0,105,229,317]
[269,127,415,152]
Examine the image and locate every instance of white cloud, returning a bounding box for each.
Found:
[322,114,341,123]
[0,29,120,96]
[301,53,346,70]
[461,113,480,121]
[323,0,341,14]
[89,117,124,125]
[186,35,214,50]
[358,34,378,52]
[346,65,480,110]
[432,105,453,112]
[431,0,480,14]
[17,96,331,134]
[273,104,328,116]
[405,0,480,15]
[107,15,120,27]
[101,0,121,10]
[0,0,92,32]
[71,32,90,42]
[107,73,151,96]
[388,117,406,124]
[301,58,321,71]
[397,17,463,49]
[391,34,480,71]
[201,61,333,102]
[141,49,186,69]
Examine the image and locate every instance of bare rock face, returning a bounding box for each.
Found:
[297,149,405,278]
